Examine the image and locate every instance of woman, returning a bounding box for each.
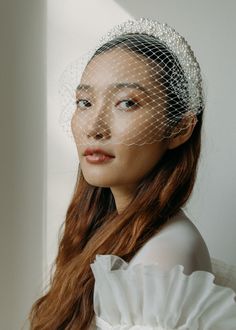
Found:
[29,18,236,329]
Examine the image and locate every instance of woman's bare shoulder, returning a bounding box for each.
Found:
[128,209,212,274]
[157,209,206,243]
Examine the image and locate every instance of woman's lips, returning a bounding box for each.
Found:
[84,147,115,157]
[85,154,115,164]
[83,147,115,164]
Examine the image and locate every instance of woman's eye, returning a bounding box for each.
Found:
[116,99,139,111]
[75,99,92,109]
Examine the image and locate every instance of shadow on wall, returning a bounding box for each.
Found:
[113,0,201,22]
[113,0,236,35]
[112,0,214,44]
[114,0,171,19]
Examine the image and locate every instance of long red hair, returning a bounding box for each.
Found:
[29,33,204,329]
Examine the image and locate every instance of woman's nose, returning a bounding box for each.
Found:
[87,105,111,141]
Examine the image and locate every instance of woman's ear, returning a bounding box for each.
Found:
[167,113,198,150]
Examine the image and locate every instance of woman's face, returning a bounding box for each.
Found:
[71,47,170,188]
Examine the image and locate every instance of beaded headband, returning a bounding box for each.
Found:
[58,18,204,145]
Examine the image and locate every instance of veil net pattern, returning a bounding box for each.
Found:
[58,19,204,146]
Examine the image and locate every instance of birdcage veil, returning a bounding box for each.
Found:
[58,18,204,146]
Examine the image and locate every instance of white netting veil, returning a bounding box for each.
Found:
[58,18,204,146]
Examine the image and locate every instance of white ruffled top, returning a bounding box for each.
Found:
[88,210,236,329]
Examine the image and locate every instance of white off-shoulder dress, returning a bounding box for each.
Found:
[89,209,236,329]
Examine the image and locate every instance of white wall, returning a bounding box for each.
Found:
[0,1,46,329]
[47,0,236,283]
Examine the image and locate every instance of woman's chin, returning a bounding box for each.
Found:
[83,174,113,188]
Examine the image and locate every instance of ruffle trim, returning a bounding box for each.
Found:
[90,254,236,330]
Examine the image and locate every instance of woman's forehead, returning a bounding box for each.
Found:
[80,47,158,89]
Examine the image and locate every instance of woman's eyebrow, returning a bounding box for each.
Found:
[76,82,150,95]
[76,84,91,91]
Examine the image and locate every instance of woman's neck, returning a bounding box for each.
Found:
[110,184,136,214]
